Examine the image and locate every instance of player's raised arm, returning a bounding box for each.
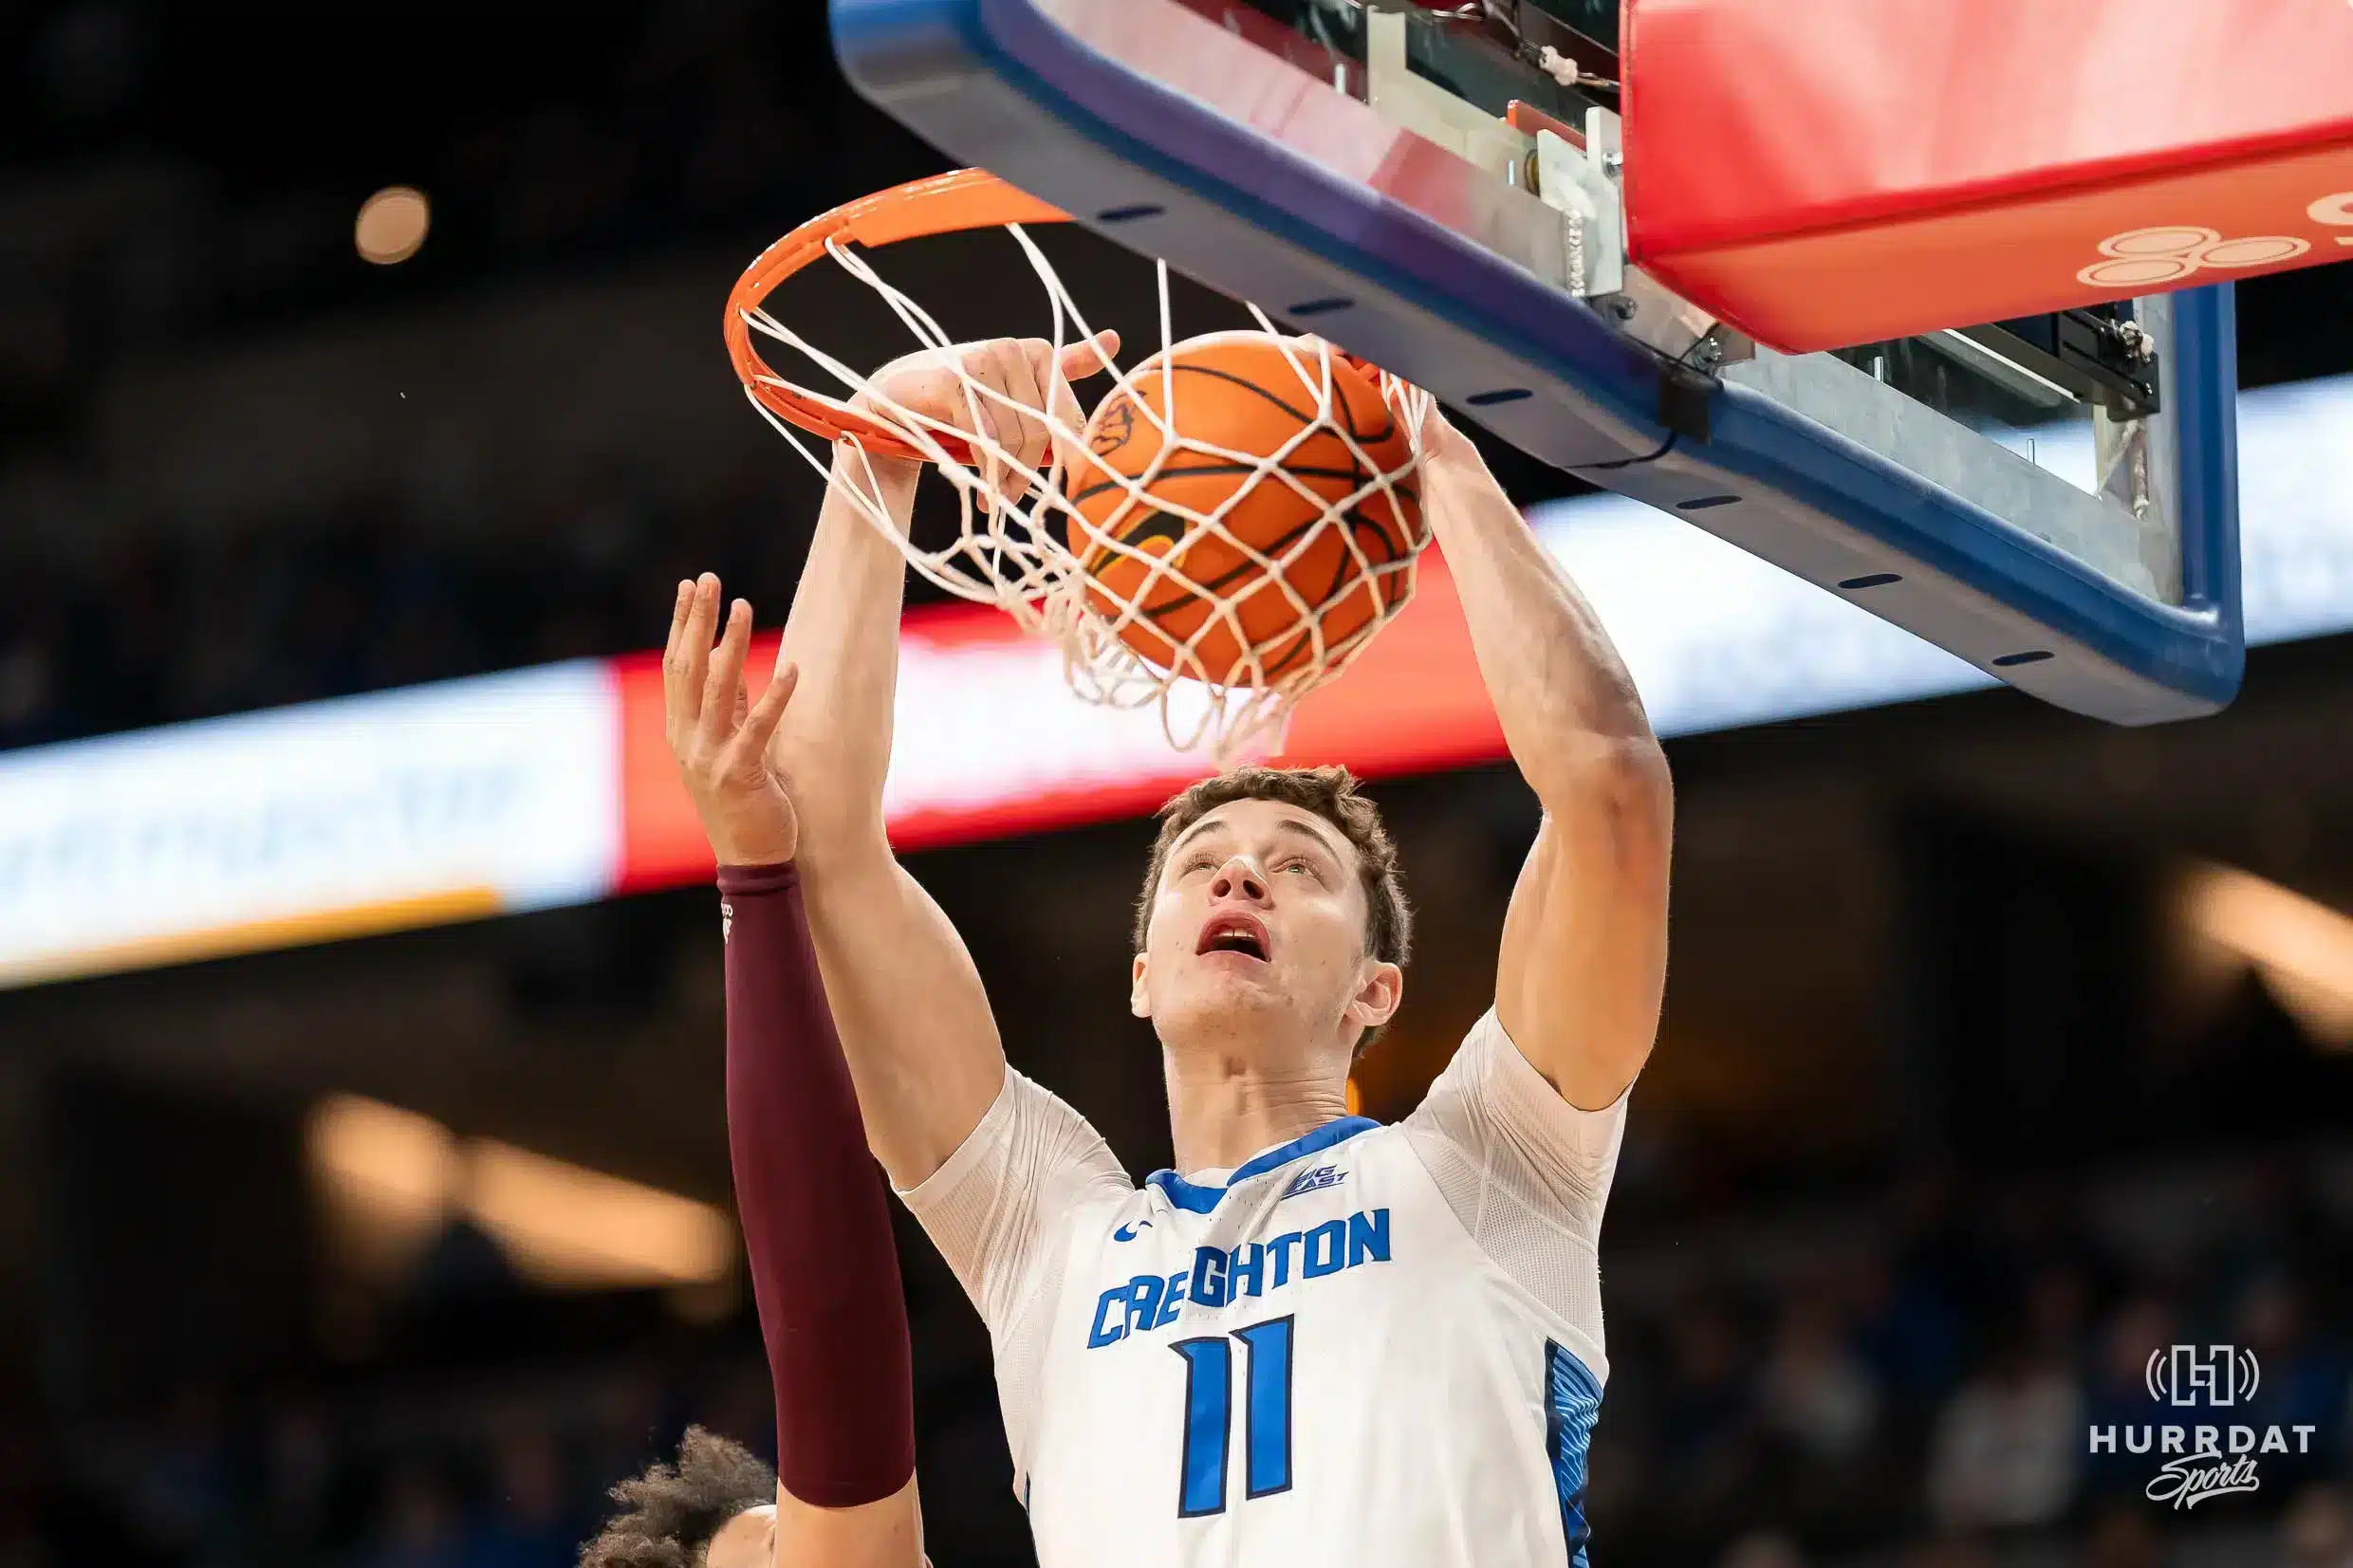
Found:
[1413,405,1673,1111]
[760,332,1120,1186]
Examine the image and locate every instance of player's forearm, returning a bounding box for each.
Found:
[720,861,917,1509]
[1417,425,1668,807]
[773,446,923,845]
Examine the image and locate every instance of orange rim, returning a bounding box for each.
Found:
[725,169,1073,465]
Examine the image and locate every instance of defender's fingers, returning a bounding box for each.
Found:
[676,573,722,725]
[700,599,753,740]
[660,580,695,726]
[663,579,693,662]
[742,660,801,753]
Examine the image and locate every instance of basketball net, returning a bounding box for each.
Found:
[730,176,1435,760]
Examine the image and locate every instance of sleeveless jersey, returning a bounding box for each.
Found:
[900,1010,1627,1568]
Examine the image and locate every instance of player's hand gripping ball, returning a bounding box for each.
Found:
[851,330,1121,507]
[1067,333,1424,687]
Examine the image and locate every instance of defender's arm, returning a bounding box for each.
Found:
[723,862,925,1568]
[658,607,922,1567]
[1415,414,1672,1111]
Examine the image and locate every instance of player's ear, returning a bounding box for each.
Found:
[1346,958,1402,1033]
[1130,950,1152,1019]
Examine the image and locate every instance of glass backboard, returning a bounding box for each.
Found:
[828,0,2243,723]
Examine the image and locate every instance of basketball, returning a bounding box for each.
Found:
[1066,332,1423,687]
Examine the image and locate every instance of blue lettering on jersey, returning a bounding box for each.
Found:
[1155,1270,1187,1329]
[1085,1207,1392,1347]
[1303,1220,1344,1277]
[1193,1245,1231,1309]
[1229,1242,1264,1297]
[1129,1273,1164,1329]
[1281,1163,1345,1199]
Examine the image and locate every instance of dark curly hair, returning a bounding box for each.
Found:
[1135,765,1413,1055]
[579,1427,775,1568]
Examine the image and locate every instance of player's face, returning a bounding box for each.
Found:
[1133,797,1400,1057]
[704,1503,774,1568]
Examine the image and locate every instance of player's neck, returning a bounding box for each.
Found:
[1161,1051,1352,1176]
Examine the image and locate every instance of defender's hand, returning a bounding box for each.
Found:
[663,573,802,867]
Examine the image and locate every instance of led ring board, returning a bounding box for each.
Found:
[827,0,2243,724]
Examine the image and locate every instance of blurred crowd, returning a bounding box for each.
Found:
[10,1145,2353,1568]
[0,475,809,753]
[11,1342,774,1568]
[1589,1151,2353,1568]
[1,0,930,759]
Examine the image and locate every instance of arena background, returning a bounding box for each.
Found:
[4,4,2353,1566]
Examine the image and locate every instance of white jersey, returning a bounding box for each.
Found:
[901,1009,1626,1568]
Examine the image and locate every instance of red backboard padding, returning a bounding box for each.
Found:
[1621,0,2353,350]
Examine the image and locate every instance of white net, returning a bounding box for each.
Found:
[735,222,1436,758]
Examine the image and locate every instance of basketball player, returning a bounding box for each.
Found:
[579,637,927,1568]
[736,323,1668,1564]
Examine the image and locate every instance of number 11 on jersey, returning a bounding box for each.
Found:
[1171,1316,1296,1517]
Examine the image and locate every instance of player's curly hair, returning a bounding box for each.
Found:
[1135,765,1413,1054]
[578,1427,774,1568]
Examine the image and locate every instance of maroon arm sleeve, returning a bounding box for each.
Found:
[720,860,917,1508]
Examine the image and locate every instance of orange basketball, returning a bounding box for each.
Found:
[1067,333,1423,686]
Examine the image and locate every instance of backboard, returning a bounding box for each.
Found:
[828,0,2243,724]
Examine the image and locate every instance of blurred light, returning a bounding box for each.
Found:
[307,1094,465,1282]
[355,186,431,265]
[306,1094,735,1290]
[463,1138,735,1290]
[308,1093,460,1225]
[2179,863,2353,1045]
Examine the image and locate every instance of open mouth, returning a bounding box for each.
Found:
[1195,913,1271,963]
